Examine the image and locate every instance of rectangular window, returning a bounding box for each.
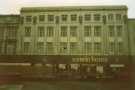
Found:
[85,14,91,21]
[116,14,122,21]
[84,42,92,53]
[70,42,78,54]
[24,42,30,53]
[38,26,44,37]
[7,26,17,39]
[108,14,114,21]
[46,42,53,54]
[37,42,44,53]
[26,16,32,22]
[94,26,101,37]
[60,42,67,53]
[94,14,100,21]
[84,26,91,37]
[117,26,122,37]
[25,27,31,37]
[108,26,115,37]
[61,26,67,37]
[39,15,45,22]
[71,14,77,21]
[118,42,123,53]
[70,26,77,37]
[94,42,101,53]
[0,42,3,54]
[61,15,68,21]
[47,26,54,37]
[109,42,115,54]
[0,27,4,39]
[48,15,54,22]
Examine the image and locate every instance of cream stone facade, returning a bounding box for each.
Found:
[17,6,129,56]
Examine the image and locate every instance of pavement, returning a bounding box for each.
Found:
[0,80,132,90]
[0,84,23,90]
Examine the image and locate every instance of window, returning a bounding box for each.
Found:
[94,14,100,21]
[37,42,44,53]
[24,42,30,53]
[117,26,122,37]
[38,26,44,37]
[60,42,67,53]
[26,16,32,22]
[61,26,67,37]
[94,26,101,37]
[25,27,31,37]
[7,26,17,38]
[116,14,122,21]
[71,14,77,21]
[84,26,91,37]
[70,26,77,37]
[108,14,114,21]
[85,14,91,21]
[70,42,78,54]
[109,42,115,53]
[0,42,3,54]
[46,42,53,54]
[84,42,92,53]
[94,42,101,53]
[47,26,54,37]
[0,27,4,39]
[61,15,68,21]
[108,26,115,37]
[39,15,45,22]
[48,15,54,22]
[118,42,123,53]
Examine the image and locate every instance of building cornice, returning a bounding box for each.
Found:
[21,5,128,13]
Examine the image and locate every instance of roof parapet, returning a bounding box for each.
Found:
[21,5,128,13]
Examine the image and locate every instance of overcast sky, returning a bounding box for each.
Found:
[0,0,134,18]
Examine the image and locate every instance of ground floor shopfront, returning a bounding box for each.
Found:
[0,55,132,80]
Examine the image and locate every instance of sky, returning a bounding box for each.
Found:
[0,0,134,18]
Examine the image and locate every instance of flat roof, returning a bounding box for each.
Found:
[128,18,135,20]
[0,15,20,17]
[21,5,128,12]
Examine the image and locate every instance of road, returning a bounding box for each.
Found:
[0,80,133,90]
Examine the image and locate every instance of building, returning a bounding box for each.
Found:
[0,5,134,77]
[128,19,135,81]
[128,19,135,56]
[17,6,129,56]
[0,15,19,55]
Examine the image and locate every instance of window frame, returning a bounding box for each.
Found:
[25,27,31,37]
[71,14,77,21]
[84,26,91,37]
[60,26,68,37]
[39,15,45,22]
[94,14,100,21]
[38,26,45,37]
[26,16,32,23]
[84,14,91,21]
[70,26,77,37]
[48,15,54,22]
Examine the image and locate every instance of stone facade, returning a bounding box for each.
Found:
[0,15,19,55]
[0,5,134,56]
[17,5,129,55]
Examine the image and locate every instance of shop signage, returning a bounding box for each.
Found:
[72,56,108,63]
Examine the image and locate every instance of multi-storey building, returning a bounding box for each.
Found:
[128,19,135,56]
[0,15,19,55]
[17,6,129,56]
[0,5,134,76]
